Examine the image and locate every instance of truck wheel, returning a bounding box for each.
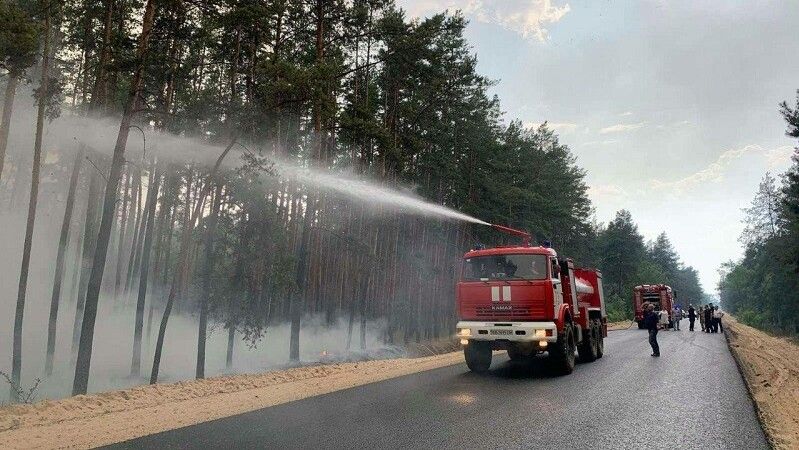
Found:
[595,321,605,358]
[578,323,598,363]
[464,341,492,373]
[550,323,576,375]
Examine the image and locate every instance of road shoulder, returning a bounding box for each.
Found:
[0,352,463,449]
[725,316,799,449]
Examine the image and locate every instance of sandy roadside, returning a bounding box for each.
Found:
[725,316,799,449]
[607,320,635,331]
[0,352,464,449]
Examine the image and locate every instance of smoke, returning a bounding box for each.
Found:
[0,96,469,403]
[0,202,396,403]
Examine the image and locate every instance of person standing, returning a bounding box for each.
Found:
[704,305,713,333]
[687,304,696,331]
[659,306,670,330]
[714,306,724,333]
[644,304,660,357]
[672,305,681,331]
[699,306,705,332]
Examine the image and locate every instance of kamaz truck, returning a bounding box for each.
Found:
[634,284,674,329]
[456,225,607,374]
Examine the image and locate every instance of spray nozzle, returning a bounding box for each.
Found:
[490,224,532,246]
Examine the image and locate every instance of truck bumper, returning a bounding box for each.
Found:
[456,321,558,343]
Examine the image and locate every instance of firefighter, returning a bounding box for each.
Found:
[643,303,660,357]
[687,304,696,331]
[705,303,713,333]
[699,305,706,331]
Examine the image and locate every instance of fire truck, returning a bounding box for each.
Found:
[633,284,674,329]
[456,225,607,374]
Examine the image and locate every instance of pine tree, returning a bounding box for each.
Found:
[0,1,38,182]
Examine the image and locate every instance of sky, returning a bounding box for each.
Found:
[398,0,799,292]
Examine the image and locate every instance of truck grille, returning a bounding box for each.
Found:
[473,306,543,319]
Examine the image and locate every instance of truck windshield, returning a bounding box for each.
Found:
[462,254,548,281]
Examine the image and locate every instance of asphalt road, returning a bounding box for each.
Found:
[109,321,768,449]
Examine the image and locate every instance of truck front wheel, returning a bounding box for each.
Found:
[464,341,492,373]
[550,323,576,375]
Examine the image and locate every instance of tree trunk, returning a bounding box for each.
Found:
[226,323,235,371]
[71,166,101,357]
[197,183,223,379]
[150,137,236,384]
[130,165,161,376]
[0,75,19,182]
[72,0,158,396]
[68,204,86,306]
[123,167,144,297]
[150,171,172,283]
[126,167,154,304]
[10,4,50,402]
[161,193,177,286]
[45,146,84,376]
[289,0,326,362]
[112,169,131,300]
[90,0,114,110]
[290,200,314,361]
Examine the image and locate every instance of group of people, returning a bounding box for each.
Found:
[642,302,725,357]
[696,304,724,333]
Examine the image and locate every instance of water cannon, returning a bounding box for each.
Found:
[491,224,532,246]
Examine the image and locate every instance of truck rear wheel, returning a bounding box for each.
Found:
[578,322,598,363]
[464,341,492,373]
[550,323,576,375]
[596,322,605,358]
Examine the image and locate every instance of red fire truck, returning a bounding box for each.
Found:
[633,284,674,329]
[456,225,607,374]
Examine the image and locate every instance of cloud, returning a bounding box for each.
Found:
[466,0,571,41]
[588,184,628,200]
[650,145,795,194]
[581,139,618,146]
[765,146,795,170]
[599,122,646,134]
[525,121,579,133]
[400,0,571,42]
[655,120,691,130]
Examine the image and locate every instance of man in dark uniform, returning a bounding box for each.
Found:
[643,303,660,357]
[704,304,713,333]
[687,304,696,331]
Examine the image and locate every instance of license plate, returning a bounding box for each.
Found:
[489,329,513,335]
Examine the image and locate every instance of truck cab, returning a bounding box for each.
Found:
[455,227,606,374]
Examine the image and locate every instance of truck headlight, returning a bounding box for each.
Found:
[458,328,471,337]
[534,329,546,338]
